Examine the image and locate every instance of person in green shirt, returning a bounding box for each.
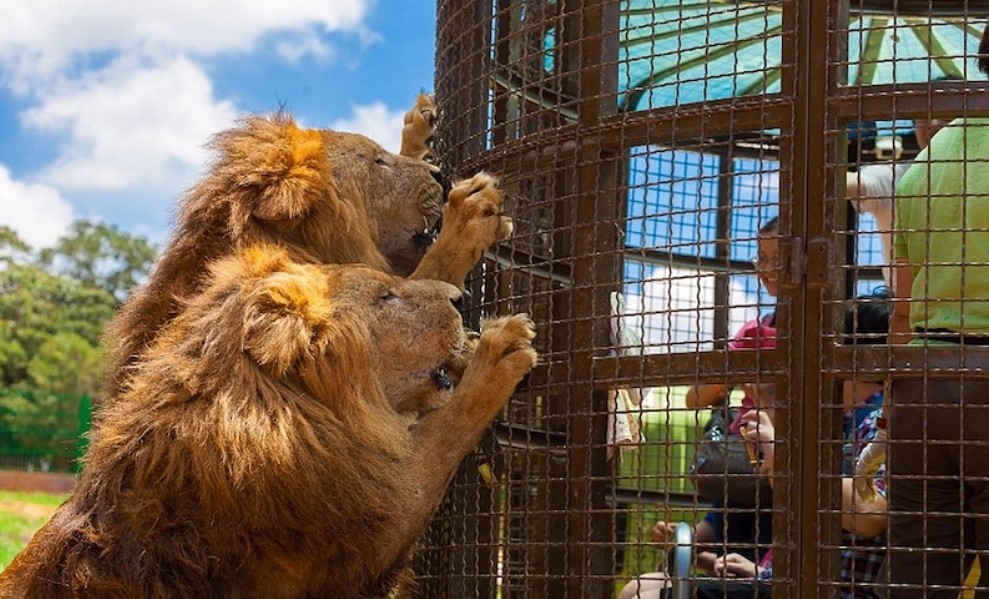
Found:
[884,25,989,597]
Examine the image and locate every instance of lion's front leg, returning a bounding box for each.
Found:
[399,93,436,161]
[410,314,534,487]
[374,315,535,573]
[410,172,513,287]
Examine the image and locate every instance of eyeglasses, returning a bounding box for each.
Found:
[751,255,780,270]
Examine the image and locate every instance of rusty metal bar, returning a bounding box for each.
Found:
[558,1,621,596]
[773,0,810,594]
[456,100,794,176]
[827,82,989,123]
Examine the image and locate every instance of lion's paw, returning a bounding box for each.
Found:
[476,315,537,380]
[400,93,436,161]
[407,171,514,286]
[445,172,514,248]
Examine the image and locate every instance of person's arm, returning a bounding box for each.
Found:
[685,384,727,409]
[891,257,914,343]
[846,170,864,205]
[651,518,719,572]
[841,478,888,537]
[649,521,678,544]
[846,168,894,224]
[712,553,759,578]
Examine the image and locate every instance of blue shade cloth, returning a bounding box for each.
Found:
[626,147,721,256]
[616,1,986,111]
[625,149,779,259]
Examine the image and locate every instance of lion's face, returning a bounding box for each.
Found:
[324,131,443,276]
[330,268,469,414]
[215,249,467,416]
[176,116,444,281]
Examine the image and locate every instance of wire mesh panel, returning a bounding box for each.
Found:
[825,3,989,597]
[423,0,989,597]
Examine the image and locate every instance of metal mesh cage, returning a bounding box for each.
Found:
[418,1,989,597]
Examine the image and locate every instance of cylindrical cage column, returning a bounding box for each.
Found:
[424,0,989,597]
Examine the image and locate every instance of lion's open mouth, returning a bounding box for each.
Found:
[412,216,441,248]
[433,366,452,390]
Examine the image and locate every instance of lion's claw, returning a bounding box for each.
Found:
[409,170,514,286]
[447,172,497,207]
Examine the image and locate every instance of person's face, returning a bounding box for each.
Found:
[754,233,780,297]
[913,118,951,149]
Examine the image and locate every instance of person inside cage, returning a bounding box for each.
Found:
[686,216,779,418]
[619,290,893,599]
[879,24,989,598]
[736,290,892,598]
[845,76,961,287]
[618,216,780,599]
[683,216,779,554]
[618,408,773,599]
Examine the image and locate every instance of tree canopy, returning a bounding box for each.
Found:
[38,220,157,304]
[0,221,156,395]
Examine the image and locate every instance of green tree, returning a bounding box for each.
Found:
[0,220,155,471]
[39,220,156,303]
[0,389,85,472]
[27,333,102,396]
[0,262,116,390]
[0,225,31,265]
[0,220,156,392]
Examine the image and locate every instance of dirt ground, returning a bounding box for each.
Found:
[0,501,57,521]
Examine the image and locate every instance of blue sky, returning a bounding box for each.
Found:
[0,0,437,249]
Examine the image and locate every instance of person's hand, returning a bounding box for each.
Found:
[739,409,774,444]
[739,409,775,474]
[650,521,679,544]
[712,552,758,578]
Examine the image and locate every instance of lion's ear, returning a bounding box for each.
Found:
[243,267,330,376]
[224,116,333,223]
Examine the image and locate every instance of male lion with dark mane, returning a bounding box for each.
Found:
[105,94,512,394]
[0,247,536,598]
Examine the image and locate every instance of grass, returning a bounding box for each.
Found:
[0,490,66,569]
[617,391,709,593]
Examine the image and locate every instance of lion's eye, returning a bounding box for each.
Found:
[483,207,497,217]
[375,157,390,167]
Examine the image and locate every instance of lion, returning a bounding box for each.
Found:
[0,246,536,599]
[105,94,513,394]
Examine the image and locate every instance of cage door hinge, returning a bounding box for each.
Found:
[786,236,806,287]
[790,237,832,288]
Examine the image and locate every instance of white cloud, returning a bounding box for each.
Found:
[623,265,760,353]
[22,56,237,192]
[0,165,74,250]
[356,27,385,47]
[276,32,336,64]
[0,1,379,241]
[0,0,372,88]
[331,102,405,153]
